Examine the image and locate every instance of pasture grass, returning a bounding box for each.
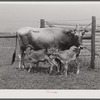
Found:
[0,38,100,89]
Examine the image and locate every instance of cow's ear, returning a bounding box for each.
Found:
[73,48,77,52]
[29,30,32,33]
[63,30,69,33]
[67,32,72,36]
[67,31,75,37]
[63,30,74,37]
[82,29,89,36]
[81,30,85,36]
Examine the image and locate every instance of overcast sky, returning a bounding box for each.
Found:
[0,2,100,32]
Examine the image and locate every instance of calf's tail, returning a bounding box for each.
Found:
[11,33,17,64]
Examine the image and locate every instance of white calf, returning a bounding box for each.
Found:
[52,46,82,77]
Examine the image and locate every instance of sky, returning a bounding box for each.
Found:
[0,2,100,32]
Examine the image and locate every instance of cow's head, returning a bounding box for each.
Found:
[68,25,86,49]
[72,29,86,49]
[62,30,83,50]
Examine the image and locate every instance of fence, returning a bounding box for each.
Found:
[40,16,97,69]
[0,17,98,69]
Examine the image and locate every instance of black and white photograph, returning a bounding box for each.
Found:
[0,1,100,98]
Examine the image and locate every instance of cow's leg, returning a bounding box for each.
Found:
[52,59,60,73]
[48,55,60,73]
[64,62,69,77]
[75,58,80,74]
[22,51,26,69]
[28,61,38,73]
[36,62,39,72]
[48,57,60,74]
[47,59,54,74]
[20,51,25,69]
[18,54,21,69]
[18,54,24,69]
[49,63,53,74]
[18,47,25,69]
[54,58,62,73]
[28,63,33,73]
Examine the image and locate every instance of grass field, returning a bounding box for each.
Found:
[0,37,100,89]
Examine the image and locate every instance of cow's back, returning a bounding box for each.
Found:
[28,28,66,50]
[17,27,41,35]
[16,27,79,51]
[30,28,64,40]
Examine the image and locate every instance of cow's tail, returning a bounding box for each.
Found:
[11,32,17,65]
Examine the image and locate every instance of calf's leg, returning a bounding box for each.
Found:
[28,63,33,73]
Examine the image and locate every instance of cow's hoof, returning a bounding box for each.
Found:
[28,68,31,73]
[65,75,67,77]
[49,72,53,76]
[18,66,24,70]
[76,70,79,74]
[65,73,68,77]
[22,65,25,69]
[17,68,24,71]
[56,72,62,75]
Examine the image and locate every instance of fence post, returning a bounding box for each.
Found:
[40,19,45,28]
[91,16,96,69]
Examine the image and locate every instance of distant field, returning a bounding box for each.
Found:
[0,34,100,89]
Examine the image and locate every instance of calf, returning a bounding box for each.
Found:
[52,46,82,77]
[24,46,58,73]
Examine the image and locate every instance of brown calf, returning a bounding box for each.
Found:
[24,46,58,73]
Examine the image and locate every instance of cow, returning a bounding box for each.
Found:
[24,46,58,73]
[11,27,85,69]
[52,46,82,77]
